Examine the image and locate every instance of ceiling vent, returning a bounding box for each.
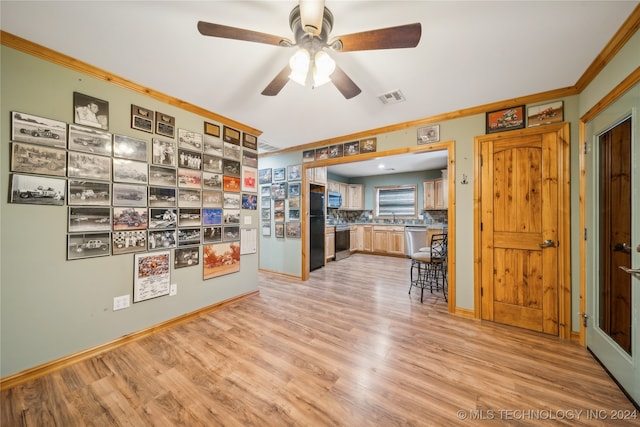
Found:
[258,140,281,154]
[377,89,406,105]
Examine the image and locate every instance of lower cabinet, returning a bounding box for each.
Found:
[325,227,335,261]
[350,226,357,251]
[351,225,405,255]
[363,226,372,252]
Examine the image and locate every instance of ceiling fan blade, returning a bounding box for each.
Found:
[331,65,361,99]
[198,21,292,47]
[332,23,421,52]
[261,65,292,96]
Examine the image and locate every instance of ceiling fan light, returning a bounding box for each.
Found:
[312,50,335,87]
[288,48,310,86]
[299,0,326,36]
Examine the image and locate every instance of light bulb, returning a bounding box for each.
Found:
[288,49,310,86]
[312,50,335,88]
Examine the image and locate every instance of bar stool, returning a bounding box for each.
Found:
[408,233,448,302]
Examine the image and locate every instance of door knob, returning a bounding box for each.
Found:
[619,266,640,275]
[614,243,632,253]
[539,239,556,248]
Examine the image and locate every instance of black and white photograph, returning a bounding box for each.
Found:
[131,105,154,133]
[202,190,223,208]
[113,158,148,185]
[202,172,222,190]
[288,209,300,221]
[178,227,201,246]
[223,225,240,241]
[133,251,171,303]
[178,208,201,226]
[222,158,240,176]
[329,144,343,158]
[203,133,223,156]
[178,188,201,207]
[223,192,240,209]
[302,149,315,163]
[417,125,440,144]
[155,112,175,138]
[224,142,241,161]
[288,182,301,197]
[151,138,176,167]
[242,133,257,150]
[112,183,147,207]
[261,207,271,220]
[242,193,257,210]
[178,168,202,189]
[178,128,203,151]
[149,165,176,187]
[175,247,199,268]
[11,142,66,177]
[287,164,302,181]
[113,207,148,231]
[149,186,176,207]
[67,232,111,260]
[273,167,285,181]
[178,148,202,170]
[203,208,223,225]
[113,134,148,161]
[9,174,65,206]
[262,222,271,236]
[203,154,223,173]
[148,229,176,250]
[148,208,177,229]
[112,230,147,255]
[203,226,222,243]
[260,185,271,197]
[74,92,108,130]
[68,207,111,232]
[261,196,271,206]
[242,149,258,168]
[149,208,178,230]
[67,124,112,156]
[68,180,110,206]
[224,209,240,224]
[67,151,111,181]
[11,111,66,148]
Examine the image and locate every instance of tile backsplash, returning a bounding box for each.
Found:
[327,209,447,225]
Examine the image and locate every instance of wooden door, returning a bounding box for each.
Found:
[478,124,569,335]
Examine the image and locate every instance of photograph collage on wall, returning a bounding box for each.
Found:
[302,138,377,163]
[258,163,301,238]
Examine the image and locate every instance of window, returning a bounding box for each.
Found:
[374,185,417,219]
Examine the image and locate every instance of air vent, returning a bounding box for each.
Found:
[377,89,406,105]
[258,140,280,154]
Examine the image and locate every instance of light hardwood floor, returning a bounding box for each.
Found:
[2,254,637,426]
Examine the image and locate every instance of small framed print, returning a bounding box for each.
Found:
[203,226,222,243]
[204,122,220,137]
[315,147,329,160]
[11,111,66,148]
[273,167,285,182]
[68,180,110,206]
[203,242,240,279]
[288,197,300,209]
[178,188,201,207]
[274,208,285,223]
[241,167,258,192]
[275,223,285,238]
[243,133,258,150]
[242,193,257,210]
[113,134,148,162]
[68,151,111,181]
[329,144,343,158]
[203,155,223,173]
[148,229,176,250]
[11,142,66,177]
[149,208,177,229]
[156,112,175,138]
[67,232,111,260]
[259,168,272,184]
[262,222,271,236]
[286,221,301,238]
[203,133,223,156]
[223,175,241,192]
[223,193,240,209]
[288,209,300,221]
[222,159,240,176]
[112,230,147,255]
[271,182,287,199]
[242,150,258,168]
[202,172,223,191]
[260,185,271,197]
[486,105,525,134]
[344,141,359,156]
[10,174,65,206]
[177,149,202,170]
[148,186,176,207]
[527,101,564,127]
[223,126,241,145]
[113,158,148,185]
[178,208,201,227]
[224,142,241,161]
[68,206,111,232]
[359,137,377,153]
[149,165,177,187]
[302,149,315,163]
[67,124,112,156]
[151,138,176,167]
[224,209,240,225]
[178,168,202,189]
[178,128,203,151]
[113,206,148,231]
[223,226,240,241]
[203,208,223,225]
[261,208,271,220]
[113,183,147,207]
[133,251,171,302]
[418,125,440,144]
[203,190,223,208]
[178,227,202,246]
[74,92,109,130]
[131,105,154,133]
[287,164,302,181]
[175,247,199,268]
[288,182,301,197]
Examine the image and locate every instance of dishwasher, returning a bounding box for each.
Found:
[405,226,428,257]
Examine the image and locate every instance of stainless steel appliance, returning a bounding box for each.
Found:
[405,226,428,256]
[327,191,342,209]
[309,191,325,271]
[334,224,351,260]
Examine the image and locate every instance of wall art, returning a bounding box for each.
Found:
[178,208,201,227]
[148,208,177,229]
[242,133,257,150]
[68,206,111,233]
[203,242,240,279]
[74,92,109,130]
[133,251,171,302]
[156,112,175,138]
[113,158,148,185]
[486,105,525,134]
[302,149,315,162]
[241,166,257,192]
[359,137,377,153]
[68,179,110,206]
[527,101,563,127]
[222,126,241,145]
[178,227,202,246]
[178,128,203,151]
[67,232,111,260]
[9,173,65,206]
[203,226,222,243]
[151,138,176,167]
[113,206,148,230]
[112,183,147,207]
[242,193,257,210]
[148,229,177,250]
[175,247,199,268]
[113,134,148,162]
[149,165,177,187]
[11,111,66,148]
[131,105,154,133]
[112,230,147,255]
[417,125,440,144]
[178,188,201,207]
[11,142,66,177]
[148,186,176,207]
[67,124,112,156]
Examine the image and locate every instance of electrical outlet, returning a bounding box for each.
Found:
[170,283,177,296]
[113,294,130,311]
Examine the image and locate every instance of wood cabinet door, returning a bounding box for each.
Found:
[373,229,388,252]
[434,179,445,209]
[423,180,435,209]
[388,230,405,254]
[363,227,373,252]
[347,185,363,210]
[325,232,335,260]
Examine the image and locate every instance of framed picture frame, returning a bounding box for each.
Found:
[302,149,315,163]
[67,124,112,156]
[68,180,110,206]
[223,193,240,209]
[262,222,271,237]
[261,207,271,220]
[288,182,301,197]
[9,173,66,206]
[223,209,240,225]
[148,208,177,229]
[113,158,148,185]
[74,92,109,130]
[223,225,240,241]
[202,190,223,208]
[131,105,154,133]
[177,168,202,189]
[260,185,271,197]
[151,138,176,167]
[203,155,223,173]
[273,199,285,211]
[148,186,176,207]
[527,101,564,127]
[222,159,240,176]
[224,142,241,161]
[287,164,302,181]
[68,206,111,232]
[11,142,66,177]
[315,147,329,160]
[113,206,148,231]
[113,134,148,162]
[222,126,241,145]
[288,197,300,209]
[11,111,66,148]
[271,182,287,199]
[418,125,440,144]
[133,251,171,303]
[329,144,343,158]
[241,166,258,192]
[148,229,176,250]
[112,183,147,207]
[67,151,111,181]
[178,208,201,227]
[242,193,257,210]
[202,172,222,191]
[149,165,176,187]
[242,133,258,150]
[175,247,199,268]
[178,227,202,246]
[202,208,223,225]
[275,223,285,238]
[486,105,525,134]
[156,112,175,138]
[112,230,147,255]
[359,137,377,153]
[203,133,223,156]
[286,221,301,238]
[274,208,285,223]
[273,167,285,182]
[203,226,222,243]
[344,141,360,156]
[204,122,220,137]
[223,176,241,192]
[177,148,202,170]
[67,232,111,260]
[203,242,240,279]
[178,128,203,151]
[259,168,272,184]
[288,209,300,221]
[178,188,201,207]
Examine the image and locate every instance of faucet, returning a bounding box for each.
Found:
[392,212,396,224]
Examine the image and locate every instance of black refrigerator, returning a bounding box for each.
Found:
[309,191,325,271]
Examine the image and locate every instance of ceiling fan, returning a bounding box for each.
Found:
[197,0,421,99]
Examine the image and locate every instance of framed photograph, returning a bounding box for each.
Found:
[113,183,147,207]
[113,158,148,185]
[287,164,302,181]
[417,125,440,144]
[359,137,377,153]
[224,142,241,161]
[315,147,329,160]
[175,247,199,268]
[223,176,241,192]
[149,165,176,187]
[223,159,240,176]
[273,167,285,182]
[271,182,287,199]
[344,141,359,156]
[131,105,154,133]
[149,208,177,229]
[329,144,343,158]
[202,172,222,190]
[178,208,201,226]
[302,149,315,163]
[149,186,176,207]
[68,180,110,206]
[178,227,201,246]
[203,208,223,225]
[11,142,66,177]
[113,134,148,162]
[11,111,66,148]
[242,193,257,210]
[112,230,147,255]
[261,208,271,220]
[274,208,285,223]
[223,126,241,145]
[203,190,223,208]
[288,209,300,221]
[178,188,201,207]
[261,195,270,206]
[286,221,301,238]
[178,128,203,151]
[259,168,272,184]
[133,251,171,303]
[67,124,112,156]
[74,92,108,130]
[223,192,240,209]
[243,133,258,150]
[10,174,65,205]
[224,209,240,225]
[275,223,285,238]
[67,232,111,260]
[260,185,271,197]
[223,226,240,241]
[203,242,240,279]
[262,222,271,236]
[204,122,220,137]
[273,199,285,211]
[68,206,111,232]
[156,112,175,138]
[178,168,202,189]
[203,226,222,243]
[148,229,176,250]
[178,148,202,170]
[152,138,176,167]
[113,207,148,231]
[288,197,300,209]
[527,101,564,127]
[203,155,223,173]
[241,167,258,192]
[67,151,111,181]
[486,105,525,134]
[203,133,223,156]
[288,182,301,197]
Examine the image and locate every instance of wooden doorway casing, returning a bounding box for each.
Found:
[474,123,571,338]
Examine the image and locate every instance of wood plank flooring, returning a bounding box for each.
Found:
[2,254,637,426]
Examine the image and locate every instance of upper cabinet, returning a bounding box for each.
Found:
[328,180,364,210]
[423,170,448,210]
[307,166,327,185]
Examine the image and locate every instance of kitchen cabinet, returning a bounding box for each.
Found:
[350,225,357,252]
[423,178,446,210]
[388,227,406,255]
[346,184,364,210]
[372,225,405,255]
[327,180,341,193]
[362,226,372,252]
[308,167,327,185]
[325,226,335,261]
[372,227,389,253]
